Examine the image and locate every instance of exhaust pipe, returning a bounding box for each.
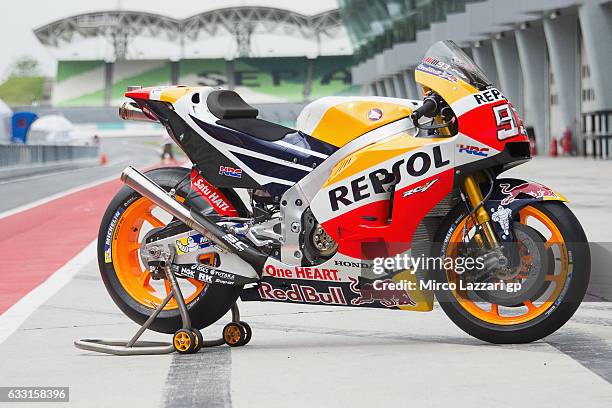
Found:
[120,167,267,271]
[119,102,157,122]
[120,166,213,243]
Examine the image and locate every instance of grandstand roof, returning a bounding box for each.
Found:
[34,7,346,59]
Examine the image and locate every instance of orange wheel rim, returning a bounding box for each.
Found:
[446,205,569,325]
[174,332,191,351]
[224,326,241,344]
[111,196,206,310]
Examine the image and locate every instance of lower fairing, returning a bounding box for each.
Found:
[240,273,434,312]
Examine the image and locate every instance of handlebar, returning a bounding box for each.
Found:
[410,94,441,123]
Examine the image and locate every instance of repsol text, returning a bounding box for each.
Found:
[328,145,450,211]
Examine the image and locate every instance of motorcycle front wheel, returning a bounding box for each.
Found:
[432,201,590,343]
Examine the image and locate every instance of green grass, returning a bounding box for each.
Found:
[0,76,45,106]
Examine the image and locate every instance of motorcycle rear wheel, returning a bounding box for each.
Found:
[97,167,244,334]
[432,201,590,343]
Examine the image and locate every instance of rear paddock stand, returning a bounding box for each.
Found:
[75,263,251,355]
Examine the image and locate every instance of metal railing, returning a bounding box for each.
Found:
[0,144,99,168]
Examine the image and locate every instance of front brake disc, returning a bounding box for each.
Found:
[462,223,549,307]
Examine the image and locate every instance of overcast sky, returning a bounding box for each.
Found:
[0,0,340,80]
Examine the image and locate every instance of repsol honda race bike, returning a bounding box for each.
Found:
[99,40,589,348]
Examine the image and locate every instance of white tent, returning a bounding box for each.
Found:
[28,115,74,144]
[0,98,12,143]
[28,115,93,145]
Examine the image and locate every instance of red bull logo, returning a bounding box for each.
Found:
[349,278,416,308]
[500,182,556,205]
[258,282,347,305]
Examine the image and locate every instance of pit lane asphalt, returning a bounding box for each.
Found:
[0,156,611,408]
[0,137,162,214]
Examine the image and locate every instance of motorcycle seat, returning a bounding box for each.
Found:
[207,90,295,142]
[207,90,259,119]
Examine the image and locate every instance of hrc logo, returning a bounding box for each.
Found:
[219,166,242,178]
[457,144,489,157]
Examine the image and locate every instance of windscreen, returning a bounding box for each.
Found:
[421,40,491,90]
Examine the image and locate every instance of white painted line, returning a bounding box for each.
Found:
[0,175,118,221]
[0,240,97,345]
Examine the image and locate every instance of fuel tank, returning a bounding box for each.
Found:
[296,96,419,148]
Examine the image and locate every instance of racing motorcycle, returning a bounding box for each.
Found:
[99,40,589,348]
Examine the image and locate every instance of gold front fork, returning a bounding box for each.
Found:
[462,174,500,249]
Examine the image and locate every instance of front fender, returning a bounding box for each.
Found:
[484,177,567,243]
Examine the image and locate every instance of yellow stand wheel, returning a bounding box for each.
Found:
[223,323,247,347]
[173,329,197,354]
[191,329,203,353]
[238,321,252,345]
